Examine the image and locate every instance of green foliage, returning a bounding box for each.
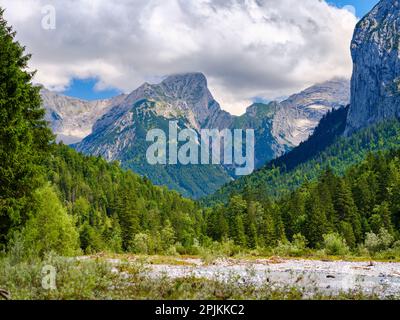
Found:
[322,233,349,256]
[364,228,394,254]
[19,185,80,257]
[0,9,53,246]
[206,148,400,252]
[132,233,153,254]
[274,233,308,257]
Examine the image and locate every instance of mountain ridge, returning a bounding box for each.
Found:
[42,73,350,198]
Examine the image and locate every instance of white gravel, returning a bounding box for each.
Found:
[146,258,400,298]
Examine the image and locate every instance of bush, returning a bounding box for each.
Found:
[274,233,308,257]
[322,233,349,256]
[0,253,121,300]
[131,233,152,254]
[198,239,241,263]
[19,185,80,257]
[364,228,394,255]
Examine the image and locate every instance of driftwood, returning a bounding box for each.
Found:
[0,288,10,300]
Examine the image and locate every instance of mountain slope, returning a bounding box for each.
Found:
[204,112,400,205]
[47,143,201,253]
[73,74,233,199]
[273,78,350,147]
[41,88,126,144]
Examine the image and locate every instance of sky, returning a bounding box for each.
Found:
[0,0,379,115]
[329,0,378,18]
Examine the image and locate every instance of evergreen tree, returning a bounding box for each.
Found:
[0,9,53,246]
[304,190,328,247]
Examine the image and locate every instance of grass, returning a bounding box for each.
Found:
[78,253,199,266]
[0,253,389,300]
[2,241,400,301]
[81,248,400,266]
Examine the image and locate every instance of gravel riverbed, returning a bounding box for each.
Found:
[145,258,400,298]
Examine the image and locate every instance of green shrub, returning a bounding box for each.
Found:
[131,233,152,254]
[274,233,308,257]
[364,228,394,254]
[20,185,80,257]
[0,253,120,300]
[198,239,241,263]
[322,233,349,256]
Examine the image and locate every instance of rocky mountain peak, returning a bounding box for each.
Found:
[120,72,222,129]
[345,0,400,134]
[160,72,208,93]
[40,88,126,144]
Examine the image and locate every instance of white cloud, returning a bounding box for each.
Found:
[0,0,357,115]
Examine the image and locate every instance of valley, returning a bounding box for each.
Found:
[1,0,400,303]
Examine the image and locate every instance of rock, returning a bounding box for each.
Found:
[345,0,400,135]
[41,88,126,144]
[368,261,375,267]
[274,78,350,147]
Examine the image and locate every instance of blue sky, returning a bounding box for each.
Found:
[63,78,121,101]
[329,0,379,18]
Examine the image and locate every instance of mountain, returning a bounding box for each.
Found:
[42,74,349,198]
[41,88,127,144]
[270,106,350,172]
[73,73,233,199]
[346,0,400,134]
[231,101,285,168]
[273,78,350,147]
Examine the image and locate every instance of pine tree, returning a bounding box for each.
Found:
[0,9,53,245]
[304,189,328,247]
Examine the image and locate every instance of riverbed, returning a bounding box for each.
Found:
[145,258,400,298]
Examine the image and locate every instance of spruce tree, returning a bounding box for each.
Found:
[0,9,53,245]
[304,190,328,247]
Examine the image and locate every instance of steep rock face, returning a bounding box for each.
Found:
[273,78,350,147]
[41,89,126,144]
[345,0,400,134]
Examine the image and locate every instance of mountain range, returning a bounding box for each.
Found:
[206,0,400,205]
[41,75,349,198]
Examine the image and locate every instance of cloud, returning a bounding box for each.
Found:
[343,5,356,17]
[0,0,357,115]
